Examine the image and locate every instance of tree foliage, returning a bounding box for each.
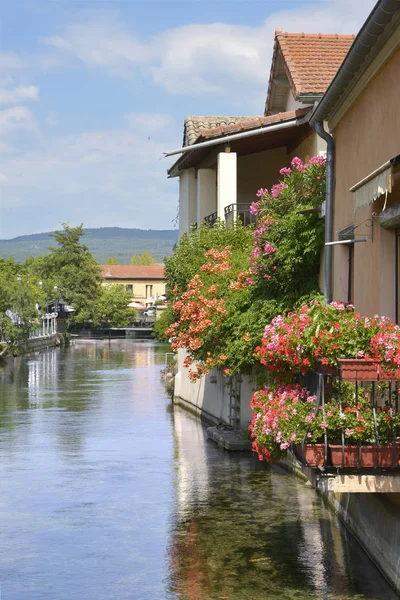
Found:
[93,285,136,327]
[44,223,103,323]
[106,256,118,265]
[130,251,157,265]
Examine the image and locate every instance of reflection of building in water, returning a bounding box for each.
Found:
[294,483,348,598]
[172,408,210,520]
[27,349,58,405]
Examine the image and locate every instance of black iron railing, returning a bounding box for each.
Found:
[204,212,217,227]
[224,203,256,226]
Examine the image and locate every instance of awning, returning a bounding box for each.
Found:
[350,161,393,212]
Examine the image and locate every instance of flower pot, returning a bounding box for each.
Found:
[295,443,326,467]
[337,358,378,382]
[329,444,400,468]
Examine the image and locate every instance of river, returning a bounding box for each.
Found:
[0,340,397,600]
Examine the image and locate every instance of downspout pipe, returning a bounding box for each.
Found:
[312,121,335,304]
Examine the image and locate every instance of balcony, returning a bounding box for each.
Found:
[204,212,217,227]
[224,203,256,227]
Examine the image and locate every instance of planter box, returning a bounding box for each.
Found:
[330,444,400,468]
[337,358,379,382]
[295,443,326,467]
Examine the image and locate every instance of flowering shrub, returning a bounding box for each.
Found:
[249,155,325,297]
[165,234,257,378]
[249,384,321,462]
[249,380,400,462]
[256,300,394,375]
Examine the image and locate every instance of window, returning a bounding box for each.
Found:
[126,284,133,294]
[145,284,153,298]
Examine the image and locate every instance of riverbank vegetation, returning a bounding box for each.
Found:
[0,224,137,355]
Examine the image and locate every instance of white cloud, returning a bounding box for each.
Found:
[0,113,178,235]
[39,0,375,101]
[46,111,59,126]
[0,85,39,105]
[0,106,37,133]
[0,173,8,183]
[0,52,25,70]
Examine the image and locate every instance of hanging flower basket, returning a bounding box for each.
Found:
[330,444,400,468]
[295,443,326,467]
[337,358,379,382]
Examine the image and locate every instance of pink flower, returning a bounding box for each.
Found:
[279,167,292,176]
[256,188,268,197]
[291,157,306,171]
[250,201,259,215]
[345,428,353,436]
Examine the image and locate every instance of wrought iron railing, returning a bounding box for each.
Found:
[204,212,217,227]
[224,203,256,226]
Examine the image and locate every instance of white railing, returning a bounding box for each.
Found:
[29,313,58,340]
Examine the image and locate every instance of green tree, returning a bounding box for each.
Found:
[44,223,103,323]
[106,256,118,265]
[0,258,38,353]
[93,285,136,327]
[130,251,157,266]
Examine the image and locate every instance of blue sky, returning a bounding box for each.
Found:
[0,0,374,238]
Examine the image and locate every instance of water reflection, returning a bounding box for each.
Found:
[169,407,398,600]
[0,341,396,600]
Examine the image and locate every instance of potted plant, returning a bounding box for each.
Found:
[325,385,400,468]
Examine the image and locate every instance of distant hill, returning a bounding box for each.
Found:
[0,227,179,264]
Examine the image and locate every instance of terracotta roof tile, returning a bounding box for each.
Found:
[265,29,355,114]
[183,116,254,146]
[101,265,165,280]
[197,106,312,140]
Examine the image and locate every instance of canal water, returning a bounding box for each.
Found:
[0,340,397,600]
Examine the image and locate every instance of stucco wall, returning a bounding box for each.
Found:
[331,48,400,318]
[102,280,166,303]
[174,349,253,428]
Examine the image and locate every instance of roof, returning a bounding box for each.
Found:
[183,116,254,146]
[101,265,165,280]
[310,0,400,125]
[197,106,311,140]
[168,107,312,177]
[265,30,355,114]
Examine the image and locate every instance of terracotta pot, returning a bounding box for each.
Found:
[295,443,326,467]
[329,444,400,468]
[337,358,378,382]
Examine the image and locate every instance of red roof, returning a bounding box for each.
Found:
[101,265,165,280]
[265,30,355,114]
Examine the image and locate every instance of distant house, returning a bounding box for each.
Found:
[101,265,166,307]
[167,29,354,240]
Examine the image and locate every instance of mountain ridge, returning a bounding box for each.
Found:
[0,227,179,264]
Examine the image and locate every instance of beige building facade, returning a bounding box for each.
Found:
[313,10,400,320]
[101,265,166,306]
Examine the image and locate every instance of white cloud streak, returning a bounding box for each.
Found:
[0,85,39,105]
[41,0,375,99]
